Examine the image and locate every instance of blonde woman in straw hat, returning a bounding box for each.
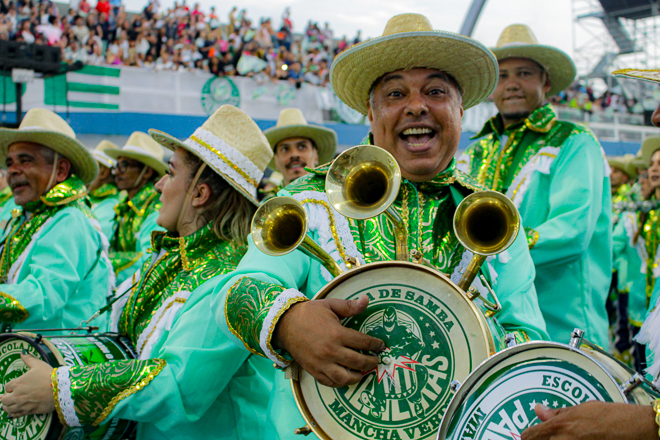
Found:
[214,13,548,439]
[105,132,167,286]
[520,68,660,440]
[264,108,337,190]
[2,105,276,440]
[457,23,613,349]
[88,139,123,240]
[0,108,110,331]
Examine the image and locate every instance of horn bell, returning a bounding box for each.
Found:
[251,196,309,256]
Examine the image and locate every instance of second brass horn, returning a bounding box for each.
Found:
[453,190,521,292]
[325,145,408,261]
[251,196,342,277]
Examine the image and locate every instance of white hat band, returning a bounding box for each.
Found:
[92,151,117,168]
[184,128,264,198]
[18,126,47,131]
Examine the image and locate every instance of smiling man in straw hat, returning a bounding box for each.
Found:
[88,140,123,240]
[214,13,547,439]
[105,132,166,285]
[458,23,613,349]
[520,67,660,440]
[0,108,111,331]
[264,108,337,188]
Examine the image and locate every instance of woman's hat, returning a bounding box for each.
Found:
[264,108,337,169]
[92,140,119,169]
[491,24,577,97]
[106,132,167,177]
[149,105,273,206]
[0,108,98,184]
[330,13,498,115]
[608,154,638,180]
[612,68,660,84]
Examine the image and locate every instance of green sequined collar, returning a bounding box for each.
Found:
[23,175,87,212]
[150,222,224,271]
[89,183,118,200]
[473,103,558,139]
[121,181,159,217]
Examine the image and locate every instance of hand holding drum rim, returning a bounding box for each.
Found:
[520,401,657,440]
[1,353,54,417]
[273,295,385,388]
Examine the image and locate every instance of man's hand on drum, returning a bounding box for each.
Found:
[521,401,657,440]
[1,352,54,417]
[273,295,385,388]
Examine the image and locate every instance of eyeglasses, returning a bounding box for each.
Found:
[114,160,143,174]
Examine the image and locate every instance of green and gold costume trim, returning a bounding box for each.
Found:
[0,186,12,209]
[109,182,161,273]
[460,104,595,194]
[525,227,539,250]
[51,368,66,425]
[0,176,92,284]
[88,183,119,205]
[642,209,660,306]
[0,291,28,323]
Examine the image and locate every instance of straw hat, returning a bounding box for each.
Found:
[149,105,273,205]
[640,136,660,167]
[632,155,648,171]
[612,68,660,84]
[608,154,638,180]
[0,108,97,184]
[491,24,576,97]
[92,140,119,169]
[106,132,167,177]
[264,108,337,169]
[330,13,498,115]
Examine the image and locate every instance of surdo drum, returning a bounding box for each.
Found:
[0,332,136,440]
[437,329,660,440]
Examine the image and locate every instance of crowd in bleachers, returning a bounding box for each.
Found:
[0,0,363,86]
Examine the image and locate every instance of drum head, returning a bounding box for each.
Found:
[0,333,60,440]
[293,261,497,440]
[438,341,627,440]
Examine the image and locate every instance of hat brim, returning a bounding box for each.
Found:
[491,44,576,97]
[264,124,337,170]
[0,129,98,184]
[148,129,260,206]
[330,31,498,115]
[641,137,660,167]
[105,147,168,177]
[612,68,660,84]
[608,158,637,180]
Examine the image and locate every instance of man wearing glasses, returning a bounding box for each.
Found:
[105,132,167,285]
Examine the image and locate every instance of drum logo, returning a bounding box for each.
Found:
[0,338,50,440]
[314,283,470,440]
[446,362,611,440]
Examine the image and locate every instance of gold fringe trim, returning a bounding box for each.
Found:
[266,296,309,365]
[51,368,66,426]
[0,292,28,323]
[92,359,167,426]
[300,199,349,263]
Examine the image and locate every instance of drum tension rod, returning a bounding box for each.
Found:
[294,425,312,436]
[569,328,585,349]
[620,373,644,395]
[35,333,42,344]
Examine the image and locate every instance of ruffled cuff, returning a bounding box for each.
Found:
[525,227,539,250]
[0,292,28,323]
[52,359,166,426]
[225,277,308,367]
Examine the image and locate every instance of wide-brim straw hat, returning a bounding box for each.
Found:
[149,105,273,206]
[264,108,337,169]
[640,136,660,167]
[612,68,660,84]
[92,140,119,169]
[608,154,638,180]
[330,13,498,115]
[106,132,167,177]
[491,24,576,97]
[0,108,97,184]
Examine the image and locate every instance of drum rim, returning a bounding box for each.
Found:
[436,340,626,439]
[291,260,497,440]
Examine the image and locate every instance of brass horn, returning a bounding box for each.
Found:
[325,145,408,260]
[453,190,521,292]
[251,196,342,277]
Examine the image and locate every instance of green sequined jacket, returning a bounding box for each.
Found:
[51,222,247,427]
